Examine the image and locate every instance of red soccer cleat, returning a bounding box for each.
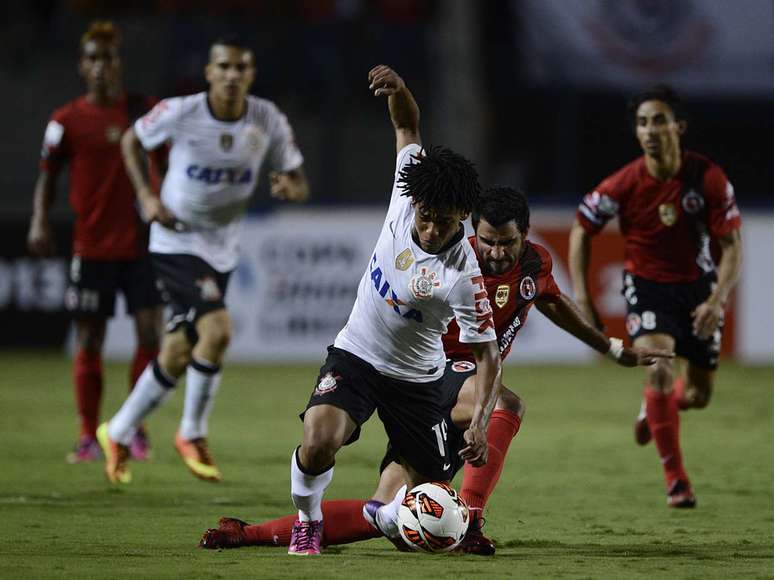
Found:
[634,400,652,446]
[667,480,697,509]
[454,513,495,556]
[199,517,250,549]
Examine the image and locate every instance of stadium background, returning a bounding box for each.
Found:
[1,2,773,577]
[1,0,771,363]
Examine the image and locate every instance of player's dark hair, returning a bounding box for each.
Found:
[398,146,481,215]
[626,84,687,131]
[472,186,530,235]
[80,20,120,52]
[211,34,251,52]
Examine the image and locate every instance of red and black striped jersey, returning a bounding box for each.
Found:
[576,151,741,283]
[443,237,561,362]
[40,93,157,260]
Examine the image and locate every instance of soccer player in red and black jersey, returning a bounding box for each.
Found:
[569,86,743,508]
[27,21,163,463]
[199,187,669,554]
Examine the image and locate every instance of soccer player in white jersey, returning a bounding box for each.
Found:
[286,65,500,556]
[96,36,309,485]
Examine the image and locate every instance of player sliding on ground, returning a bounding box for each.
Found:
[569,86,743,508]
[200,187,672,554]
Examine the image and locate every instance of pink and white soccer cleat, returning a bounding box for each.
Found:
[288,520,323,556]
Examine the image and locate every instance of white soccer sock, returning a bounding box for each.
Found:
[108,362,176,445]
[377,484,407,538]
[290,447,334,522]
[179,357,222,440]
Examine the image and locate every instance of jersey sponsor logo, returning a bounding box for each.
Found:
[682,189,704,214]
[498,315,521,354]
[409,267,440,301]
[658,203,677,226]
[196,276,222,302]
[220,133,233,152]
[519,276,537,300]
[314,372,341,395]
[451,361,476,373]
[471,275,495,334]
[495,284,510,308]
[395,248,414,271]
[369,254,424,322]
[185,165,253,185]
[626,312,642,336]
[105,125,122,143]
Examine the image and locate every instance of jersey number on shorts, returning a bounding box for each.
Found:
[431,419,449,457]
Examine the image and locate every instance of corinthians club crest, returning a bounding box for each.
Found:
[219,133,234,152]
[495,284,510,308]
[659,203,677,226]
[409,267,440,301]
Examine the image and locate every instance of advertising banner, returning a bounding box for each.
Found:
[86,208,770,364]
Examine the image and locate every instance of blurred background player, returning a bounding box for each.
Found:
[285,65,501,556]
[200,186,670,555]
[97,36,309,484]
[27,20,163,464]
[569,86,743,508]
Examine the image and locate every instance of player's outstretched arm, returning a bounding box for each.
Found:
[269,166,309,203]
[692,229,742,340]
[120,127,176,228]
[461,341,502,467]
[368,65,420,153]
[536,293,674,367]
[568,219,605,331]
[27,170,58,257]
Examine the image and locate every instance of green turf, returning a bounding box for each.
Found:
[0,352,772,579]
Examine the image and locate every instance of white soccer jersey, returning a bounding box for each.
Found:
[134,92,303,272]
[335,144,496,382]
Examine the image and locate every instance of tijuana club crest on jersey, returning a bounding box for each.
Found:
[519,276,537,300]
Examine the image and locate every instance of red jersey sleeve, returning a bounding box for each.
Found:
[39,108,70,173]
[576,172,624,235]
[703,164,741,238]
[534,244,561,303]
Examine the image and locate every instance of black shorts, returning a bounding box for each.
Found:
[622,271,722,370]
[302,347,455,481]
[378,360,475,479]
[151,253,231,339]
[64,255,162,318]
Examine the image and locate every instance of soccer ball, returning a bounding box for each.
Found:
[397,482,469,553]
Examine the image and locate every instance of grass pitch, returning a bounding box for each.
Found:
[0,351,772,579]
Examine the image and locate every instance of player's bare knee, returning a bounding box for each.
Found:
[299,439,338,472]
[647,360,674,390]
[496,386,525,418]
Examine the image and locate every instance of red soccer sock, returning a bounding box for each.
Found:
[243,500,379,547]
[129,346,159,391]
[460,409,523,515]
[670,376,690,410]
[644,386,688,486]
[74,349,103,439]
